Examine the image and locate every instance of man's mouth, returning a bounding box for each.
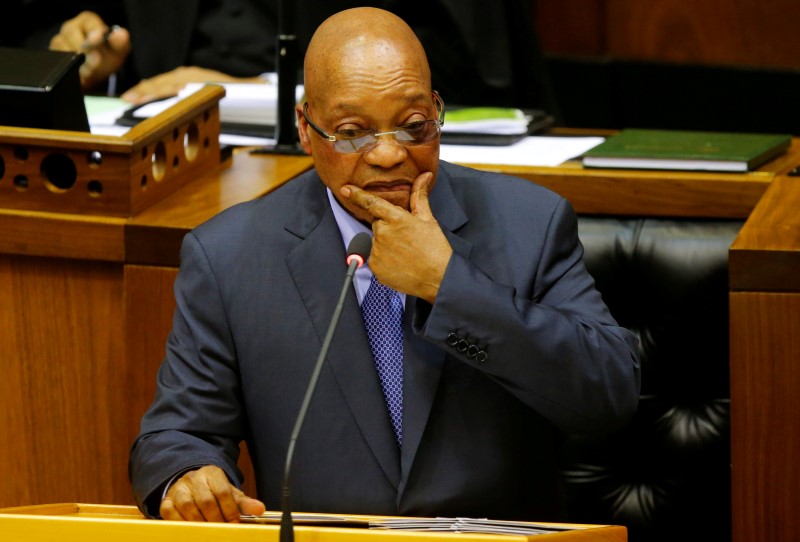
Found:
[364,180,412,193]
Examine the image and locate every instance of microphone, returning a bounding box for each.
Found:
[279,232,372,542]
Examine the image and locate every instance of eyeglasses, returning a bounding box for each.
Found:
[302,91,445,154]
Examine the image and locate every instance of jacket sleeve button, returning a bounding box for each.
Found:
[446,332,460,347]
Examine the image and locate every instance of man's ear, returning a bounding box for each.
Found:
[295,105,313,154]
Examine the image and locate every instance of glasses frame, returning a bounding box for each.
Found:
[302,91,445,153]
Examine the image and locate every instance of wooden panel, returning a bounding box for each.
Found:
[0,255,128,508]
[0,210,125,261]
[0,142,133,215]
[730,292,800,542]
[606,0,751,64]
[533,0,800,70]
[533,0,606,55]
[730,175,800,291]
[124,265,178,451]
[476,161,769,218]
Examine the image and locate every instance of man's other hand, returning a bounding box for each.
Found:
[160,465,266,522]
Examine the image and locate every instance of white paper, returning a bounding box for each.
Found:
[131,81,305,127]
[441,136,605,167]
[442,117,529,135]
[85,95,131,135]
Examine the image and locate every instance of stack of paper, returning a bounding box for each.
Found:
[130,80,304,128]
[239,513,581,536]
[443,107,530,135]
[240,512,369,527]
[178,81,305,126]
[369,517,580,535]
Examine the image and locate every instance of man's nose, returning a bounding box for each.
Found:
[362,135,408,168]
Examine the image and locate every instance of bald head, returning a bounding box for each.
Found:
[304,8,431,103]
[296,7,441,222]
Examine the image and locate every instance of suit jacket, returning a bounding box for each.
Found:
[129,161,640,520]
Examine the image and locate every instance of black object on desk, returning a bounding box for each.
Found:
[0,47,89,132]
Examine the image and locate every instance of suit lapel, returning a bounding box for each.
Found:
[397,307,445,495]
[398,165,472,495]
[284,176,401,488]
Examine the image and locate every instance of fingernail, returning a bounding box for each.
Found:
[340,186,351,197]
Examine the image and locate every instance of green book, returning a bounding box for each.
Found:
[582,129,791,172]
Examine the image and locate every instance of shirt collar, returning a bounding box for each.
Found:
[327,189,373,304]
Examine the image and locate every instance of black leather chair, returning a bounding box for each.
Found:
[562,217,743,542]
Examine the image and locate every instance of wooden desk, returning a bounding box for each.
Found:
[1,140,798,541]
[728,174,800,542]
[0,503,626,542]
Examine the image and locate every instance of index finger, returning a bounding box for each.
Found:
[410,172,434,217]
[207,471,244,522]
[340,185,406,222]
[185,465,242,522]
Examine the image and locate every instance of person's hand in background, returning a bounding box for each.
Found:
[49,11,131,91]
[120,66,267,104]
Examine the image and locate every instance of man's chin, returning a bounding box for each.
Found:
[345,193,410,223]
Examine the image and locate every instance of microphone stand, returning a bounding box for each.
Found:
[253,0,305,155]
[279,235,371,542]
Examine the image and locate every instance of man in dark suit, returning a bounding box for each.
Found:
[129,7,640,523]
[19,0,273,102]
[20,1,555,111]
[20,0,365,103]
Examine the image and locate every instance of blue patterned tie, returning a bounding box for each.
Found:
[361,274,404,446]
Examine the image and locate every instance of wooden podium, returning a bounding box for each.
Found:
[0,503,626,542]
